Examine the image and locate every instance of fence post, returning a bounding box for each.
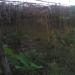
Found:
[0,42,12,75]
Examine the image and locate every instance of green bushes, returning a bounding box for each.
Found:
[1,29,75,75]
[24,29,75,74]
[4,47,43,70]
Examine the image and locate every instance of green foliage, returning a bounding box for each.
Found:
[24,29,75,74]
[2,32,22,45]
[1,3,75,74]
[2,29,75,74]
[4,47,43,70]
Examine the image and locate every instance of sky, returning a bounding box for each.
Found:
[7,0,75,6]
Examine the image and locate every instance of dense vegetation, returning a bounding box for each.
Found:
[0,1,75,75]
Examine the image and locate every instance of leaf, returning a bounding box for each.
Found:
[4,47,13,56]
[15,65,23,69]
[30,62,43,69]
[4,48,43,70]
